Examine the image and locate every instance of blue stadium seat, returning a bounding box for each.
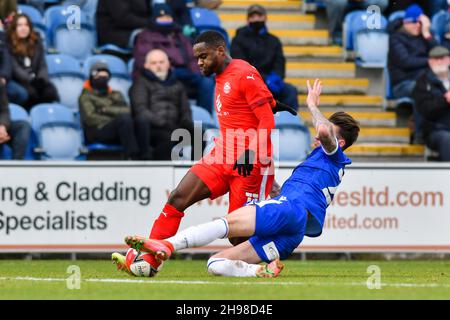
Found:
[384,68,414,107]
[46,54,84,111]
[18,4,44,26]
[45,5,95,59]
[431,10,450,43]
[38,122,86,160]
[191,105,216,128]
[81,0,98,25]
[83,55,129,79]
[388,10,405,22]
[355,30,389,68]
[30,103,76,134]
[108,78,132,104]
[9,103,29,121]
[190,7,221,28]
[344,10,388,52]
[128,58,135,77]
[275,112,303,127]
[196,26,230,48]
[273,126,311,162]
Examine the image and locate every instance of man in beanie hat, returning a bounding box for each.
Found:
[413,46,450,161]
[79,61,151,160]
[132,3,215,113]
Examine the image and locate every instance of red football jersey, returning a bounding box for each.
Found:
[213,59,275,165]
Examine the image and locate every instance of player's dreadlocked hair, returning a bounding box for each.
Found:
[329,111,360,150]
[194,31,227,49]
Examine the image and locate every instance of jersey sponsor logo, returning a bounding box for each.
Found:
[256,196,287,208]
[246,74,255,80]
[224,82,231,94]
[246,192,259,203]
[262,241,280,261]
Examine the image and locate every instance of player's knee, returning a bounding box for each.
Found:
[167,188,186,210]
[229,237,249,247]
[207,257,227,276]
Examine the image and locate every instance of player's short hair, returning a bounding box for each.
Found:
[329,111,360,150]
[194,31,227,49]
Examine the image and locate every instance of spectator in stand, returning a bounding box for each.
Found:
[0,0,16,29]
[388,4,437,144]
[6,13,58,110]
[165,0,196,37]
[133,3,214,113]
[96,0,152,51]
[130,49,193,161]
[388,4,437,99]
[231,5,299,111]
[0,29,31,160]
[387,0,448,18]
[441,21,450,52]
[413,46,450,161]
[324,0,389,44]
[79,62,151,160]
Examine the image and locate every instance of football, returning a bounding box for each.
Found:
[125,248,163,277]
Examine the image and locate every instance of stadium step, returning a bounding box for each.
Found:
[286,62,355,78]
[307,127,410,144]
[346,143,425,157]
[297,94,383,108]
[220,0,302,11]
[300,111,397,127]
[227,29,329,46]
[288,78,368,95]
[284,46,343,61]
[220,13,315,30]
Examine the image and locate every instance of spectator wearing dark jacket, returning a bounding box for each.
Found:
[413,46,450,161]
[133,3,214,113]
[0,29,31,160]
[96,0,152,49]
[79,62,151,160]
[231,5,299,111]
[130,49,193,160]
[388,4,437,99]
[0,0,16,27]
[6,14,58,110]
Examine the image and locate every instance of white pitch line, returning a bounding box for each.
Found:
[1,276,450,289]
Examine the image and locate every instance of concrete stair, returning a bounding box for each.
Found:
[220,0,302,11]
[217,0,425,160]
[220,13,315,30]
[228,29,329,46]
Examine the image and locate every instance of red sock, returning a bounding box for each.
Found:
[149,203,184,240]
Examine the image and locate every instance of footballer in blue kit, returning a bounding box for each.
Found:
[119,79,360,278]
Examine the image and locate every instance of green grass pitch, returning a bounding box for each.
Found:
[0,260,449,299]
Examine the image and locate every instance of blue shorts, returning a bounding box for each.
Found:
[248,195,308,263]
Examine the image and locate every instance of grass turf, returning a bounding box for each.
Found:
[0,260,449,299]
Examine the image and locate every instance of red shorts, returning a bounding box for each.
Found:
[190,150,274,213]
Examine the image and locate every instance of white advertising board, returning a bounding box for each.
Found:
[0,162,449,253]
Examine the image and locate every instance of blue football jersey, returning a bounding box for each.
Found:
[280,144,352,237]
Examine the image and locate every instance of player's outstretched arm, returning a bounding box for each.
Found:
[306,79,337,154]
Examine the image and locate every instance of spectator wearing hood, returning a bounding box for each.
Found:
[132,3,215,113]
[231,4,299,111]
[79,62,151,160]
[130,49,193,161]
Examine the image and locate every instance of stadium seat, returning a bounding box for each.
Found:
[83,55,129,79]
[30,103,76,134]
[196,26,231,49]
[81,0,98,25]
[388,10,405,22]
[45,5,95,59]
[344,10,388,52]
[18,4,44,26]
[190,7,221,28]
[38,122,86,160]
[128,58,135,77]
[46,54,84,111]
[9,103,29,121]
[191,105,216,129]
[355,30,389,68]
[431,10,450,43]
[275,112,303,127]
[384,68,414,111]
[108,78,132,104]
[272,126,311,162]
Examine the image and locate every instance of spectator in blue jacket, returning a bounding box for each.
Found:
[388,4,437,99]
